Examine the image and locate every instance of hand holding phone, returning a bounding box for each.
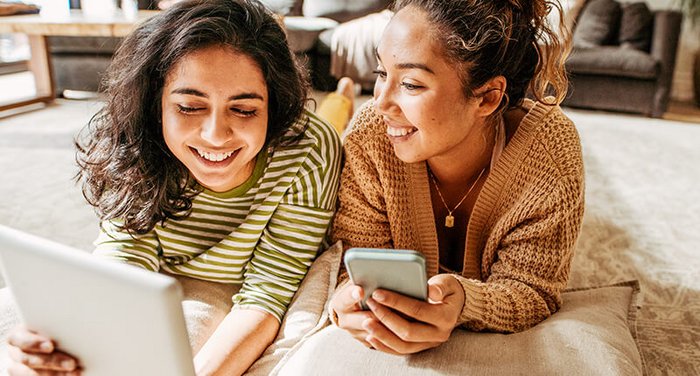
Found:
[343,248,428,310]
[335,249,465,354]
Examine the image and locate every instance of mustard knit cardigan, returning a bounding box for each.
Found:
[332,99,585,333]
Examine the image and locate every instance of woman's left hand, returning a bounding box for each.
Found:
[362,274,465,354]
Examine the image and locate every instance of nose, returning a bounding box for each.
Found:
[373,79,396,115]
[200,111,232,146]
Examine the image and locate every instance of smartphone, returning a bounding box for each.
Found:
[343,248,428,310]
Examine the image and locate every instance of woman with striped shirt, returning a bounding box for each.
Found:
[7,0,341,375]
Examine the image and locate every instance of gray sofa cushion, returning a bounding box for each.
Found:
[47,36,123,55]
[573,0,621,48]
[302,0,390,23]
[567,46,658,79]
[618,2,653,51]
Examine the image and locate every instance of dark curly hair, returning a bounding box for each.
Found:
[392,0,571,111]
[76,0,310,234]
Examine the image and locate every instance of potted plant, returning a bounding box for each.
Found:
[678,0,700,106]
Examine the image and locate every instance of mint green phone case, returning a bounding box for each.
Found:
[344,248,428,310]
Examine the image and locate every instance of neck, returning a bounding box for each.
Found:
[428,117,496,188]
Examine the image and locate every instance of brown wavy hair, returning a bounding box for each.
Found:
[392,0,571,111]
[75,0,310,234]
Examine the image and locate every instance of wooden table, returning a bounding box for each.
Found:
[0,10,159,111]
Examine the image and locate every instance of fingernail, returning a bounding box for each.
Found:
[61,359,76,370]
[372,291,385,302]
[39,341,53,352]
[366,298,376,309]
[351,288,361,300]
[28,356,42,366]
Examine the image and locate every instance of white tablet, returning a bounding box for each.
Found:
[0,225,195,376]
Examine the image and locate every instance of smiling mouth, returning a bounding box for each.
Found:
[190,147,239,165]
[386,125,418,138]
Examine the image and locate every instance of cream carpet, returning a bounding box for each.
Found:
[0,99,698,375]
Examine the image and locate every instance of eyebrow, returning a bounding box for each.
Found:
[170,88,264,101]
[375,48,435,75]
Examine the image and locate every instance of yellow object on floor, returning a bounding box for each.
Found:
[317,92,352,135]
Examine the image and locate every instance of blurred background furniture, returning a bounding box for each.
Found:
[0,7,157,110]
[562,0,682,118]
[47,0,157,97]
[47,0,393,96]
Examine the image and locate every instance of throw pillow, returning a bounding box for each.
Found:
[618,2,653,51]
[563,0,590,34]
[272,281,643,376]
[245,241,342,375]
[573,0,622,48]
[302,0,391,23]
[259,0,303,16]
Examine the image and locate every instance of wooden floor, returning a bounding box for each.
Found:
[665,100,700,124]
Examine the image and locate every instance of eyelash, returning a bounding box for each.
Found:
[176,105,201,114]
[176,105,257,117]
[372,69,423,91]
[372,69,387,79]
[233,108,257,117]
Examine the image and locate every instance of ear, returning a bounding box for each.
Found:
[474,76,507,118]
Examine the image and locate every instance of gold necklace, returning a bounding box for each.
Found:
[428,167,487,228]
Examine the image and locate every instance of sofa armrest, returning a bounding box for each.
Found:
[649,10,682,116]
[651,11,682,74]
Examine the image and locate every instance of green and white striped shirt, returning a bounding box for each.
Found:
[93,111,342,322]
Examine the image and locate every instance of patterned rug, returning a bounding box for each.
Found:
[565,109,700,375]
[0,100,698,375]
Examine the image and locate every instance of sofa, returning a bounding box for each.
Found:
[562,0,682,118]
[48,0,392,95]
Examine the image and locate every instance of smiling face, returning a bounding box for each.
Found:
[161,45,268,192]
[373,6,486,165]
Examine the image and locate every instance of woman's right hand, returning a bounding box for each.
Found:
[328,282,377,348]
[7,326,80,375]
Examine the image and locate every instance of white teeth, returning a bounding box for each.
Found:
[195,149,235,162]
[387,126,416,137]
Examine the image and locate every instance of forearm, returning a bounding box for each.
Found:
[193,308,279,376]
[452,275,556,333]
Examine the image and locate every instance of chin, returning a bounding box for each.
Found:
[392,146,423,164]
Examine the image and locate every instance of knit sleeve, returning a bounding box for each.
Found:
[331,110,395,285]
[452,173,585,333]
[92,220,161,271]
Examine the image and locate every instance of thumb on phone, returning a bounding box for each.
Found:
[427,274,461,303]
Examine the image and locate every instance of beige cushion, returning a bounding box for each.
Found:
[245,241,342,375]
[272,281,643,375]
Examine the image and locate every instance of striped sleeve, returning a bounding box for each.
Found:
[232,112,342,321]
[92,220,161,271]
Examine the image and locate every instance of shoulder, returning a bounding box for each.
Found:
[343,100,394,156]
[519,99,583,180]
[273,109,342,161]
[302,109,343,154]
[345,99,386,138]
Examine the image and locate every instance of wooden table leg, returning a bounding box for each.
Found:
[0,34,55,112]
[27,35,54,99]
